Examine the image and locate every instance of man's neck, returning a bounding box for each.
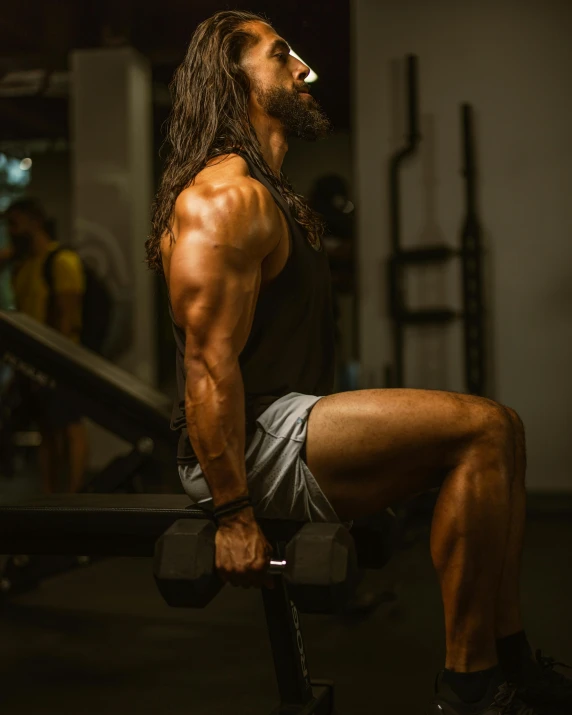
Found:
[250,111,288,176]
[31,230,54,257]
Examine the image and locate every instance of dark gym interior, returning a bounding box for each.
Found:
[1,1,571,714]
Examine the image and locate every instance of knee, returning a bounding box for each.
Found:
[502,406,526,443]
[502,405,527,477]
[475,399,514,446]
[471,400,528,488]
[469,399,515,469]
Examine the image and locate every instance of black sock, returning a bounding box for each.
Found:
[441,665,502,704]
[496,630,534,683]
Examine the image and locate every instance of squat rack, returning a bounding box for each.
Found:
[387,55,486,395]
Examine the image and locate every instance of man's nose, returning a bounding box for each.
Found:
[295,66,310,82]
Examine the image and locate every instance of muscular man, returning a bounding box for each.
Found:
[146,11,571,715]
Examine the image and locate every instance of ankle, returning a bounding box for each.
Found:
[446,648,499,673]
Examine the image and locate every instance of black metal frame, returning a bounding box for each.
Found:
[387,57,486,395]
[262,574,334,714]
[460,103,485,395]
[388,54,422,388]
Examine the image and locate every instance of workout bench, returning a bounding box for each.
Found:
[0,494,395,714]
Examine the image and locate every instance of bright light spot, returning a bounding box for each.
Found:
[6,158,32,187]
[289,49,319,83]
[20,157,32,170]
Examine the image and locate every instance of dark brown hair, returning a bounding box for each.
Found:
[145,10,325,274]
[6,197,56,238]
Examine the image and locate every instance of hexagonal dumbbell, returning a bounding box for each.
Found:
[154,519,358,612]
[154,519,221,608]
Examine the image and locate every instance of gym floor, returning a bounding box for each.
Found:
[1,477,571,714]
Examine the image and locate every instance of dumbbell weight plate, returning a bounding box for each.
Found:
[154,519,222,608]
[285,522,359,614]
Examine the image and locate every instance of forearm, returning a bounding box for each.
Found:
[185,359,249,509]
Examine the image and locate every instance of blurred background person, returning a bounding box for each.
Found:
[1,198,88,493]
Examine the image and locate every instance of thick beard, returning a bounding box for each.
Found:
[256,84,332,141]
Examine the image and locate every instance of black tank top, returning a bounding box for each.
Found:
[168,153,336,465]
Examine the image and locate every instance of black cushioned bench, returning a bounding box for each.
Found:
[0,494,307,556]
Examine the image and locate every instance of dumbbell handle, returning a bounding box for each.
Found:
[268,559,287,575]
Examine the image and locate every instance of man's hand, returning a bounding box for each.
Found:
[215,507,275,589]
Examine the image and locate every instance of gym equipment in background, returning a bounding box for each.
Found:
[0,309,179,597]
[0,310,177,493]
[387,55,486,396]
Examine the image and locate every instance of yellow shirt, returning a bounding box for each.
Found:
[12,242,85,342]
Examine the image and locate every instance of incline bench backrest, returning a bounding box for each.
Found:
[0,311,175,449]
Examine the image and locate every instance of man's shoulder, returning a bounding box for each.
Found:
[176,158,278,227]
[48,245,83,277]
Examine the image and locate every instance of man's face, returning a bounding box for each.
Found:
[5,210,36,257]
[242,22,331,141]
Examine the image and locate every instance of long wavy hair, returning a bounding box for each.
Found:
[145,10,325,274]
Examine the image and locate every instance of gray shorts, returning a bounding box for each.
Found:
[178,392,340,523]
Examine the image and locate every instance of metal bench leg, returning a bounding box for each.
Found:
[262,579,335,714]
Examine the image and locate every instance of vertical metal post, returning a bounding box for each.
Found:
[460,104,486,395]
[261,579,314,709]
[388,55,421,387]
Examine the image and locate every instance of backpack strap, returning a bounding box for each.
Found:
[42,246,65,325]
[42,245,64,294]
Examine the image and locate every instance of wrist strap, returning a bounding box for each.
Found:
[213,496,252,524]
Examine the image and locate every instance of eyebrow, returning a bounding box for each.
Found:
[267,39,291,56]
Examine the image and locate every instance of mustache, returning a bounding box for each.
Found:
[296,84,311,94]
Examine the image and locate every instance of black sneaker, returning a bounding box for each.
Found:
[515,649,572,713]
[429,672,546,714]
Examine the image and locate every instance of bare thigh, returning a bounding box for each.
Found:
[304,388,503,521]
